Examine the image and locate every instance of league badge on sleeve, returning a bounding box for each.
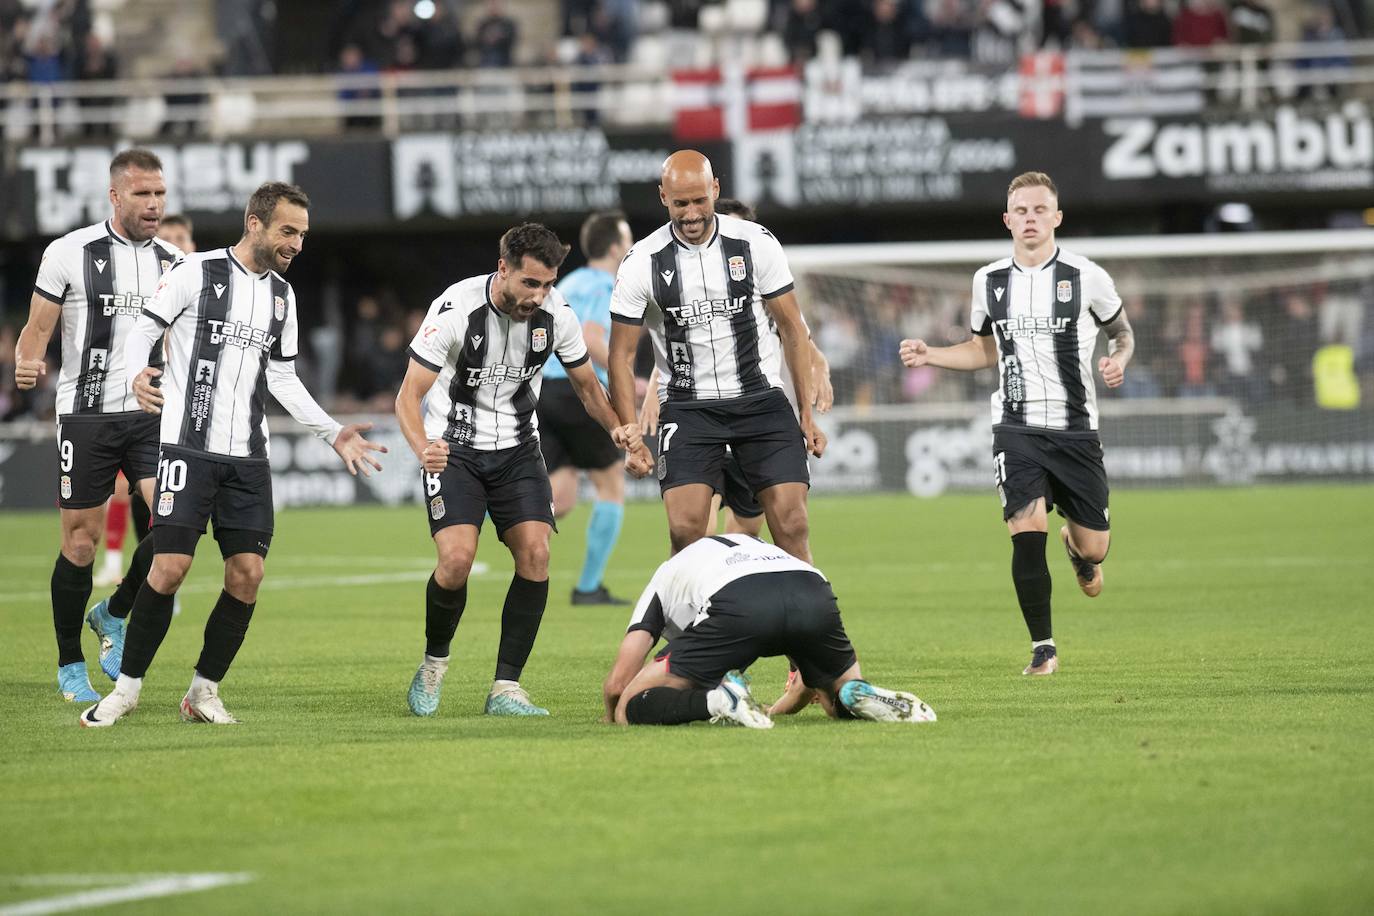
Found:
[274,296,286,321]
[531,328,547,352]
[728,255,747,282]
[1056,280,1073,303]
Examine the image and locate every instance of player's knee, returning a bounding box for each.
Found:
[1078,533,1110,565]
[436,544,476,585]
[513,541,550,577]
[224,558,264,598]
[62,532,97,567]
[150,554,191,591]
[770,503,809,541]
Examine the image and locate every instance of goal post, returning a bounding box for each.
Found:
[786,229,1374,496]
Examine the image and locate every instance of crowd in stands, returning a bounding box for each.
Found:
[0,0,115,88]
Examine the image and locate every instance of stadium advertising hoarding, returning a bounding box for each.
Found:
[1,406,1370,509]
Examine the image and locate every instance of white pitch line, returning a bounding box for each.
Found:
[0,873,253,916]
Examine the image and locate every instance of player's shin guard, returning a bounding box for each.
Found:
[107,535,155,619]
[494,574,549,682]
[130,493,151,543]
[194,591,256,682]
[425,574,467,658]
[577,500,624,593]
[51,554,93,665]
[119,583,178,678]
[625,687,711,725]
[1011,531,1053,642]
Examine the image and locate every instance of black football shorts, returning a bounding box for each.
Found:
[150,445,274,559]
[54,411,160,509]
[992,426,1111,531]
[656,389,809,497]
[424,439,555,539]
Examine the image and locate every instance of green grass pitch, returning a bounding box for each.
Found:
[2,486,1372,914]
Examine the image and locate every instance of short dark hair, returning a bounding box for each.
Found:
[716,198,756,221]
[500,223,570,271]
[579,210,628,260]
[160,214,192,232]
[109,148,162,180]
[245,182,310,230]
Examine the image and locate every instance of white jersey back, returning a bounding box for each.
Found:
[625,534,825,643]
[35,220,182,417]
[969,247,1122,434]
[611,214,795,403]
[144,248,299,460]
[407,273,589,451]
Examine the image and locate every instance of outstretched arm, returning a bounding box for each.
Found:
[899,334,997,372]
[603,629,655,722]
[1098,310,1135,388]
[267,361,385,476]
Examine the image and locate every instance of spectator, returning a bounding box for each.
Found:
[1172,0,1229,47]
[475,0,519,67]
[593,0,637,63]
[25,31,67,84]
[780,0,825,63]
[417,0,465,69]
[1273,291,1318,403]
[1069,19,1109,49]
[1170,299,1213,397]
[1212,297,1265,401]
[1298,5,1350,100]
[1230,0,1274,44]
[1122,0,1174,49]
[862,0,913,63]
[928,0,973,58]
[572,31,609,125]
[337,43,381,131]
[162,57,208,138]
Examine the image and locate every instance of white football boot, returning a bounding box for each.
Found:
[838,680,937,723]
[79,679,141,728]
[180,679,240,724]
[707,670,774,729]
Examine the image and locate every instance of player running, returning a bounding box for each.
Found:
[601,533,936,728]
[396,223,650,718]
[14,149,183,702]
[80,182,384,727]
[899,171,1136,676]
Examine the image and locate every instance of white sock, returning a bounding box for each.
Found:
[188,671,218,694]
[705,685,731,718]
[492,678,519,693]
[115,673,142,695]
[424,654,449,668]
[102,550,123,571]
[1032,638,1056,649]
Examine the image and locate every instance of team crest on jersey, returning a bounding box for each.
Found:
[1056,280,1073,303]
[60,475,72,499]
[274,296,286,321]
[160,259,172,273]
[158,492,175,516]
[728,256,746,282]
[429,495,446,520]
[531,328,547,352]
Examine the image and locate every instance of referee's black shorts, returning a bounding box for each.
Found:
[655,571,857,689]
[536,378,621,472]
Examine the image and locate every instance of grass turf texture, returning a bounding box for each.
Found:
[1,485,1371,914]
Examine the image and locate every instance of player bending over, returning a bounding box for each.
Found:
[602,534,936,728]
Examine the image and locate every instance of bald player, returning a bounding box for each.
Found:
[607,151,825,561]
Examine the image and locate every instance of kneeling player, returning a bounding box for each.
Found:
[601,534,936,728]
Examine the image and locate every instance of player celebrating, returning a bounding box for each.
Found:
[80,182,384,727]
[536,210,636,606]
[601,533,936,728]
[13,149,183,702]
[899,171,1135,676]
[396,223,649,718]
[607,151,825,561]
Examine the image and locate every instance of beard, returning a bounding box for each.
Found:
[253,237,287,273]
[119,211,156,243]
[496,288,535,321]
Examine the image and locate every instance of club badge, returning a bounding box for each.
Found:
[60,475,72,499]
[728,255,746,282]
[531,328,547,352]
[1056,280,1073,303]
[430,495,446,520]
[158,492,175,516]
[275,296,286,321]
[657,454,667,481]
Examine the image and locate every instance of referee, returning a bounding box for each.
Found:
[537,211,635,605]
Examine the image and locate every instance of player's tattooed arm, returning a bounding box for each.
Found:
[1098,310,1134,388]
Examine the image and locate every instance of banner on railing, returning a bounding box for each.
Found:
[2,406,1369,510]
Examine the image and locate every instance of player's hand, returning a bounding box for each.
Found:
[638,393,659,436]
[132,367,164,413]
[624,441,653,478]
[899,338,929,368]
[610,423,642,451]
[420,437,449,475]
[1098,356,1125,388]
[15,358,45,390]
[801,414,827,458]
[812,367,834,413]
[333,422,388,477]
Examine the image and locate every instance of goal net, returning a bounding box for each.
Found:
[787,230,1374,496]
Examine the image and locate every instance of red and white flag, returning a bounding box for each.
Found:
[673,65,802,141]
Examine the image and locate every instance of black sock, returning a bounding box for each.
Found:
[494,574,549,682]
[130,493,151,543]
[107,535,155,619]
[120,582,177,678]
[1011,531,1053,642]
[625,687,712,725]
[194,590,256,682]
[425,574,467,658]
[51,554,93,666]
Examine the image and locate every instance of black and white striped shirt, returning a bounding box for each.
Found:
[126,248,340,461]
[407,273,589,451]
[611,214,795,404]
[34,220,181,417]
[971,247,1122,435]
